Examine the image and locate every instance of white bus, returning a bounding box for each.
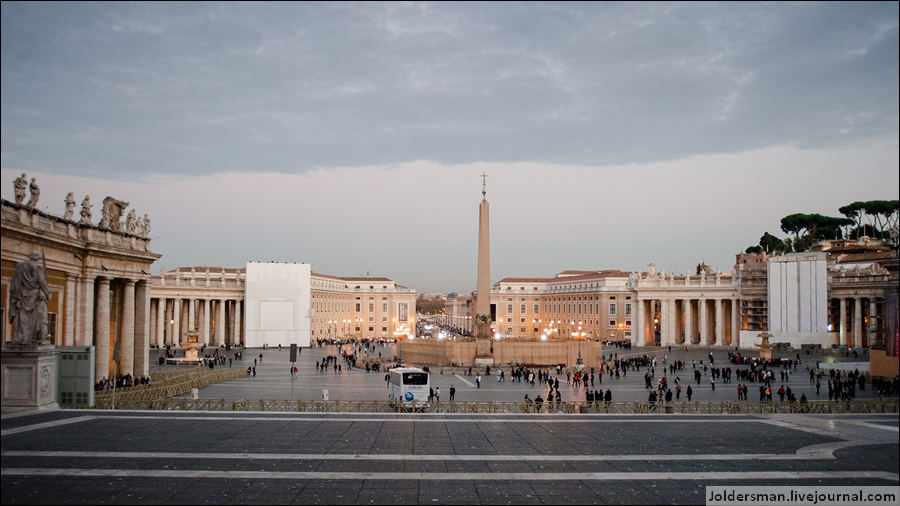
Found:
[388,367,430,404]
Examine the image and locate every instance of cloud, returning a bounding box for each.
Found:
[3,137,897,292]
[1,2,896,179]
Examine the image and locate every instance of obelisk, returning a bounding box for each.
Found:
[474,174,493,361]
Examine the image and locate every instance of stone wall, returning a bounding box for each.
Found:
[399,339,477,366]
[870,348,899,378]
[398,339,603,367]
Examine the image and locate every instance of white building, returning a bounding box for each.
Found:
[243,262,311,348]
[766,253,828,347]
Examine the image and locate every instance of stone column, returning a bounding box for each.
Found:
[134,281,150,377]
[659,298,669,346]
[699,298,708,345]
[216,298,226,346]
[225,300,237,345]
[172,298,181,347]
[201,299,211,345]
[120,279,136,376]
[633,298,644,346]
[64,276,76,346]
[853,297,863,349]
[234,300,242,346]
[188,299,195,333]
[715,298,724,346]
[77,276,95,347]
[684,299,693,345]
[868,299,878,347]
[839,298,848,347]
[731,298,741,348]
[155,297,166,347]
[94,277,111,382]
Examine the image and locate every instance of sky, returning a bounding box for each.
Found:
[2,2,898,294]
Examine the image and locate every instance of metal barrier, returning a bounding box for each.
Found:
[94,368,246,409]
[95,397,898,414]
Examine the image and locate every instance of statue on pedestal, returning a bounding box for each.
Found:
[25,178,40,209]
[13,173,28,205]
[80,196,93,225]
[142,214,151,238]
[63,192,76,221]
[8,252,51,346]
[126,209,137,235]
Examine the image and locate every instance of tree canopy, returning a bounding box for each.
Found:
[745,199,896,255]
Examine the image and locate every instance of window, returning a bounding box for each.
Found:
[625,303,631,316]
[534,304,539,314]
[520,304,526,314]
[368,326,374,331]
[609,303,616,315]
[507,304,513,313]
[520,318,525,323]
[368,316,374,322]
[355,303,361,312]
[626,320,631,327]
[609,320,616,327]
[520,327,526,333]
[368,303,374,312]
[382,303,388,312]
[382,327,387,332]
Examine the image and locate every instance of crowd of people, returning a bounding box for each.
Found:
[140,341,898,407]
[94,373,151,391]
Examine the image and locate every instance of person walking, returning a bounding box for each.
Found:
[686,385,693,401]
[435,387,440,402]
[449,384,456,401]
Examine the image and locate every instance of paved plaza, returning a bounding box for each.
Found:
[2,409,898,504]
[3,344,896,505]
[165,343,882,404]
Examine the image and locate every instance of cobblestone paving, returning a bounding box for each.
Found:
[2,409,897,505]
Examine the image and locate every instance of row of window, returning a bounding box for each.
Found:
[504,302,632,316]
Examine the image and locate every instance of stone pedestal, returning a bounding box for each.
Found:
[1,345,60,412]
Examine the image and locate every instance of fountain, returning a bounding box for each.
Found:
[755,331,776,360]
[165,331,203,365]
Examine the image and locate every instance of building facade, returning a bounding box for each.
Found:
[148,267,417,347]
[493,270,634,342]
[2,195,160,381]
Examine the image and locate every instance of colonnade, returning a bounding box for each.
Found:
[633,297,741,347]
[835,296,881,348]
[149,297,243,349]
[89,277,152,383]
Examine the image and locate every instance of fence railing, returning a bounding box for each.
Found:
[93,397,899,414]
[93,368,246,409]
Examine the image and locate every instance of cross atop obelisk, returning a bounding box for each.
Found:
[480,172,488,198]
